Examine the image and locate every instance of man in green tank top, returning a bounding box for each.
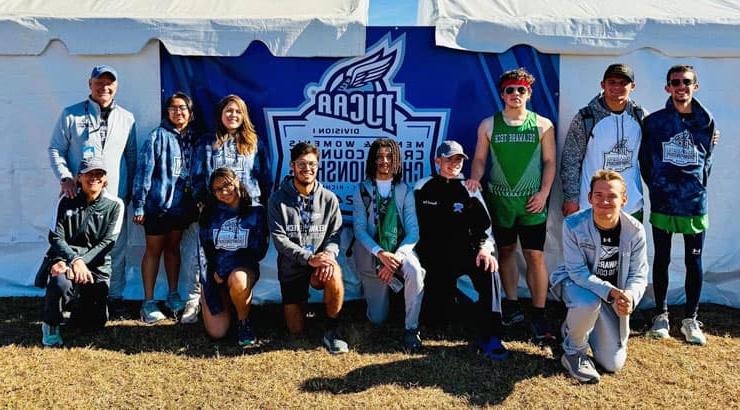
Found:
[466,68,556,341]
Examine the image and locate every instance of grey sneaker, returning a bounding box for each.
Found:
[680,318,707,346]
[561,352,600,384]
[41,322,63,347]
[140,300,166,324]
[646,312,671,339]
[402,328,422,352]
[165,291,185,314]
[323,328,349,354]
[180,300,200,324]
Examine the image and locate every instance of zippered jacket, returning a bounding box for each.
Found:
[550,208,648,343]
[352,180,419,275]
[132,122,196,217]
[413,174,494,262]
[640,98,715,217]
[268,176,342,282]
[48,189,124,283]
[48,97,137,200]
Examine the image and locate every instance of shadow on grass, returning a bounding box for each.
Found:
[301,343,561,407]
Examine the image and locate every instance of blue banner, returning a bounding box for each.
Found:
[161,27,559,217]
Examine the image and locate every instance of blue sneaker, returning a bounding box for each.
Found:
[41,322,63,347]
[478,336,510,361]
[237,319,257,347]
[165,291,185,314]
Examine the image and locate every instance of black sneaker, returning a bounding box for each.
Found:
[531,317,557,342]
[237,319,257,347]
[107,297,129,320]
[402,328,422,352]
[502,303,525,326]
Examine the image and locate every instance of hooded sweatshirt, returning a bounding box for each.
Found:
[268,176,342,282]
[640,97,714,233]
[561,95,646,213]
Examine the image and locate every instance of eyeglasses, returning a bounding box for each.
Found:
[504,86,528,95]
[167,105,189,113]
[294,160,319,170]
[669,78,694,87]
[214,183,236,193]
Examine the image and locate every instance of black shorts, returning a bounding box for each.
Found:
[279,268,317,305]
[492,221,546,251]
[144,211,195,236]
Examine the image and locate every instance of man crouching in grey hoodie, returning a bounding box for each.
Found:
[268,142,348,354]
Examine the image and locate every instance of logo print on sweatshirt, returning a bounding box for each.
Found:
[452,202,464,213]
[603,139,633,172]
[662,130,699,166]
[265,34,449,218]
[214,217,250,251]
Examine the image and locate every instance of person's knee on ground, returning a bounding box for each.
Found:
[593,347,627,373]
[200,293,230,339]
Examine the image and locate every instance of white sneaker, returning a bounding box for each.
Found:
[680,318,707,346]
[180,300,200,324]
[646,312,670,339]
[140,300,166,324]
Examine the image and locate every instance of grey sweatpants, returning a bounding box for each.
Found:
[560,278,628,372]
[360,253,425,330]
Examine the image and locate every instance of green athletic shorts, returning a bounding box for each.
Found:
[485,193,547,229]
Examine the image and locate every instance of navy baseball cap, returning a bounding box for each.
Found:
[79,157,107,174]
[436,140,469,159]
[90,65,118,81]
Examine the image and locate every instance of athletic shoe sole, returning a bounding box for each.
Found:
[680,327,707,346]
[645,329,670,339]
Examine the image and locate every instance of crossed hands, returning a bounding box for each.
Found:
[309,251,337,283]
[609,288,634,316]
[50,259,94,284]
[376,251,403,285]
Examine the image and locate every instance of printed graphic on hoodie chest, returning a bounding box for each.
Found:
[213,217,250,251]
[662,130,699,166]
[602,139,633,172]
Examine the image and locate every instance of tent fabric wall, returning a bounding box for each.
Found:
[0,0,368,57]
[418,0,740,57]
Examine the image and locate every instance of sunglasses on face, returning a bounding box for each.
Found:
[503,86,528,95]
[669,78,694,87]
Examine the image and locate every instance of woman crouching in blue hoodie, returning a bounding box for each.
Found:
[199,167,268,346]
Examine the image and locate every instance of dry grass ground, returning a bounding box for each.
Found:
[1,296,738,409]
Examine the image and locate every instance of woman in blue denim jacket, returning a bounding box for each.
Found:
[132,92,198,323]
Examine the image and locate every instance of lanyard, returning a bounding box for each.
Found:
[372,180,393,230]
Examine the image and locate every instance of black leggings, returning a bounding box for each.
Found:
[652,226,705,319]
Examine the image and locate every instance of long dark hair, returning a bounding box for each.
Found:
[199,167,252,227]
[366,138,402,183]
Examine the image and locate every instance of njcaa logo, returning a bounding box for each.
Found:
[603,139,633,172]
[662,130,699,166]
[214,217,250,251]
[265,34,449,217]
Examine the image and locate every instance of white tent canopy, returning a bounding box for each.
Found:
[419,0,740,308]
[1,0,368,56]
[418,0,740,56]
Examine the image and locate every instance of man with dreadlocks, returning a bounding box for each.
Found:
[352,138,425,351]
